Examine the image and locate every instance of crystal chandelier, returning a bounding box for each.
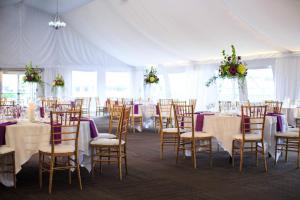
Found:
[48,0,66,30]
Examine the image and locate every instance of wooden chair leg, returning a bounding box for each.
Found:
[91,146,95,178]
[68,156,72,184]
[160,133,164,159]
[118,151,122,181]
[256,142,259,167]
[261,141,268,172]
[75,154,83,190]
[285,138,289,162]
[232,140,235,167]
[176,137,180,164]
[239,141,244,173]
[297,141,300,169]
[12,152,16,188]
[39,152,43,188]
[209,138,213,168]
[274,137,278,166]
[124,145,128,175]
[48,156,55,194]
[192,140,197,169]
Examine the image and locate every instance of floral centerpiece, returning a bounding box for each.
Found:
[52,74,64,88]
[144,66,159,84]
[23,62,43,84]
[206,45,248,87]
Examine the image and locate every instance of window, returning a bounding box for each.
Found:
[246,68,275,102]
[168,72,188,99]
[72,71,97,97]
[105,72,131,98]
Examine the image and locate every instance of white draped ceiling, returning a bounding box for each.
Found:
[63,0,300,66]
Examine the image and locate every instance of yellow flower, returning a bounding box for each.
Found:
[149,76,155,83]
[237,64,246,75]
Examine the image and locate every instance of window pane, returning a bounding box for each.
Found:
[105,72,131,98]
[246,68,275,102]
[72,71,97,97]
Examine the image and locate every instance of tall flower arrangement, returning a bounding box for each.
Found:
[144,66,159,84]
[23,62,43,84]
[206,45,247,87]
[52,74,65,88]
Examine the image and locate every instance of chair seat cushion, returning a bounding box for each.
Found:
[233,133,262,141]
[39,145,75,153]
[162,128,178,133]
[0,146,14,154]
[96,133,117,139]
[275,131,299,138]
[287,127,299,132]
[90,138,125,146]
[180,131,212,138]
[131,114,143,118]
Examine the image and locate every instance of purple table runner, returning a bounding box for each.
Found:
[195,113,214,131]
[266,113,283,132]
[0,121,17,145]
[40,107,45,118]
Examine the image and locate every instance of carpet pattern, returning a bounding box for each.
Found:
[1,116,300,200]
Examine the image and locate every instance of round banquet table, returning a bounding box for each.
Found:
[200,114,287,159]
[282,107,300,127]
[0,119,94,187]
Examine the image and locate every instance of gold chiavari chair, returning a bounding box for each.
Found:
[74,98,84,110]
[174,104,213,168]
[82,97,91,117]
[90,105,131,180]
[38,110,82,194]
[218,101,238,112]
[95,97,107,116]
[265,100,283,114]
[274,121,300,167]
[158,100,173,128]
[0,99,15,107]
[0,146,16,188]
[108,105,124,134]
[56,103,73,111]
[158,103,180,159]
[189,99,197,108]
[128,101,143,134]
[232,105,268,172]
[42,99,57,110]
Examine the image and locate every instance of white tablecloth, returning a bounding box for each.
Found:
[0,119,93,187]
[201,114,287,158]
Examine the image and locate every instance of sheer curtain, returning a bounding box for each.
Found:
[272,55,300,101]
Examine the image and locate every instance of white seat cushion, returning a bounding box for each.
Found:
[96,133,117,139]
[0,146,14,154]
[180,131,212,138]
[162,128,178,133]
[287,127,299,132]
[39,145,75,153]
[275,131,299,138]
[233,133,262,141]
[90,138,125,146]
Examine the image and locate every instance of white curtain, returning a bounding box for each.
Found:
[273,55,300,101]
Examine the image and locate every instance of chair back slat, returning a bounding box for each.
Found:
[173,104,194,137]
[50,110,81,153]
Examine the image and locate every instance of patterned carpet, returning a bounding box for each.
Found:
[1,116,300,200]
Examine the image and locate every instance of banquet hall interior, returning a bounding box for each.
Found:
[1,0,300,199]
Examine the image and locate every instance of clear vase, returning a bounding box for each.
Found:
[29,82,37,104]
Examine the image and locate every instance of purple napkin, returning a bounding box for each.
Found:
[240,116,250,133]
[195,113,214,131]
[0,121,17,145]
[266,113,283,132]
[51,123,62,145]
[134,104,139,114]
[40,107,45,118]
